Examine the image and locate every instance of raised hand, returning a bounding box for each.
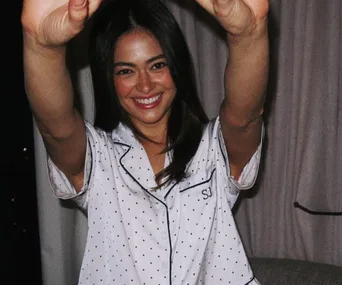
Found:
[195,0,269,36]
[21,0,102,48]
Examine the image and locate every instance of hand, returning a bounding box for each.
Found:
[195,0,269,36]
[21,0,102,48]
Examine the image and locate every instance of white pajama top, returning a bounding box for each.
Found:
[48,117,263,285]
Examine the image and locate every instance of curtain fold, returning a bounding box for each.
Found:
[234,0,342,266]
[34,1,342,284]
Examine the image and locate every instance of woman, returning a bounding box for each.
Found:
[21,0,269,284]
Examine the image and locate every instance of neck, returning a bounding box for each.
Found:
[132,120,168,145]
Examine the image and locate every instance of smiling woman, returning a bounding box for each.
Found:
[112,29,177,176]
[89,2,209,186]
[21,0,269,284]
[113,29,177,136]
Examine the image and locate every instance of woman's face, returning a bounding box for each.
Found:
[113,28,176,132]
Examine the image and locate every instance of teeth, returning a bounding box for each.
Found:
[135,94,161,105]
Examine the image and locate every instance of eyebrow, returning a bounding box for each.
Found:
[113,54,166,67]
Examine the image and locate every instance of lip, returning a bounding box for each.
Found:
[133,93,162,109]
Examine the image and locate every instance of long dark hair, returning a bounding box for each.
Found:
[88,0,209,186]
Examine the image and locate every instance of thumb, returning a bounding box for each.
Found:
[68,0,89,30]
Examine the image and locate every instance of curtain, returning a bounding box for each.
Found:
[33,1,342,284]
[233,0,342,266]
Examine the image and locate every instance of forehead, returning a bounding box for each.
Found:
[114,29,163,61]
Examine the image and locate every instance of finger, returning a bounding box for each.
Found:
[194,0,215,15]
[195,0,238,16]
[213,0,245,18]
[68,0,89,29]
[214,0,236,9]
[88,0,103,16]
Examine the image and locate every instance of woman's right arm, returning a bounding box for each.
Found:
[21,0,102,192]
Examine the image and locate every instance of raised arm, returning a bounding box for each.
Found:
[21,0,102,192]
[195,0,269,179]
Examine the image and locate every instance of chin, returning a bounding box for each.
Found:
[130,111,170,127]
[140,117,166,125]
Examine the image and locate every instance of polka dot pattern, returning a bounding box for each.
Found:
[48,117,263,285]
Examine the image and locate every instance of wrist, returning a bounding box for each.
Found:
[227,18,268,47]
[23,31,67,59]
[226,21,268,63]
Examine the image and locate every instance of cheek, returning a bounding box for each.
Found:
[157,72,176,90]
[166,77,176,90]
[114,78,135,98]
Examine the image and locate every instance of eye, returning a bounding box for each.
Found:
[115,69,133,75]
[151,62,167,70]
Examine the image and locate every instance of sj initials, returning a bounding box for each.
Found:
[202,187,212,200]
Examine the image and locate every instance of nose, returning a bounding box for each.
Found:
[136,72,155,94]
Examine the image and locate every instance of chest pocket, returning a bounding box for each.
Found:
[178,168,217,215]
[179,168,216,199]
[175,168,217,243]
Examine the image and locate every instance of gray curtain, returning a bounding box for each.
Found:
[33,1,342,285]
[234,0,342,267]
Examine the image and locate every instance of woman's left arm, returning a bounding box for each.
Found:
[196,0,269,179]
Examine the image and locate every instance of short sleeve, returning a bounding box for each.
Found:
[47,121,107,210]
[204,117,264,200]
[215,118,264,190]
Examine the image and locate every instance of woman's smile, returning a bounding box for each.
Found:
[133,93,162,109]
[113,28,176,130]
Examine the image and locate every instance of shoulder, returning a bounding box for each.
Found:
[197,116,225,157]
[186,116,223,168]
[201,116,222,142]
[84,121,112,143]
[84,121,135,147]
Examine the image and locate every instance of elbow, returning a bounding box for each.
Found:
[220,107,264,130]
[35,111,83,142]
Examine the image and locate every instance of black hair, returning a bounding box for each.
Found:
[88,0,209,186]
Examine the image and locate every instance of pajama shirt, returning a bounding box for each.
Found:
[48,116,263,285]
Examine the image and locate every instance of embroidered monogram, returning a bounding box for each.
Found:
[202,187,212,200]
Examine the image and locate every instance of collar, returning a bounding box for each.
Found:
[110,123,172,193]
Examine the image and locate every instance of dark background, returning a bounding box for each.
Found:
[2,1,43,284]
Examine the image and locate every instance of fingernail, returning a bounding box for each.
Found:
[73,0,86,7]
